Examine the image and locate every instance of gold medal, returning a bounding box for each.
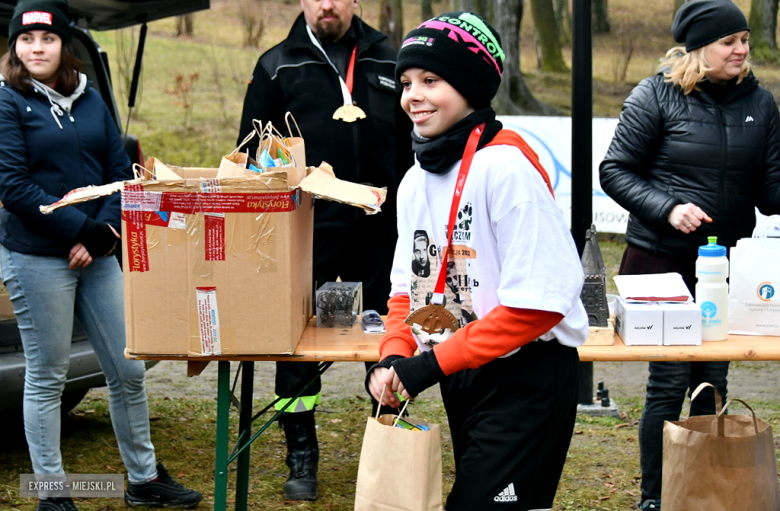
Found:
[333,103,366,123]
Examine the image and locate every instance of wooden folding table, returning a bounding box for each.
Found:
[127,317,780,511]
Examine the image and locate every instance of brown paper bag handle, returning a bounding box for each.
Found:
[375,384,409,425]
[690,382,725,436]
[229,129,258,157]
[690,382,723,416]
[718,398,759,435]
[285,111,302,139]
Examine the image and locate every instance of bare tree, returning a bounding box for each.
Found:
[379,0,404,51]
[674,0,685,19]
[592,0,610,34]
[748,0,780,61]
[176,14,194,37]
[555,0,572,46]
[493,0,559,115]
[531,0,568,72]
[450,0,475,10]
[422,0,433,20]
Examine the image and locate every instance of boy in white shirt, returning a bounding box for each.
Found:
[365,11,589,511]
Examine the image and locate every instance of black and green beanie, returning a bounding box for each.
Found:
[395,11,504,109]
[9,0,72,44]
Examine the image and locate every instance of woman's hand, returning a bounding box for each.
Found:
[368,367,401,408]
[69,243,93,269]
[668,203,713,234]
[383,367,411,402]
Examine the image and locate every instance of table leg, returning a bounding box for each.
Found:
[214,361,230,511]
[235,362,254,511]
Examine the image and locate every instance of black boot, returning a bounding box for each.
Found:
[280,410,319,501]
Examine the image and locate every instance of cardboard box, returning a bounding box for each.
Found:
[115,161,385,357]
[659,302,702,346]
[614,298,663,346]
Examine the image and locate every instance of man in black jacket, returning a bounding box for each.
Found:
[236,0,413,501]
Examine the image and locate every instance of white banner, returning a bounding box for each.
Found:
[498,116,628,234]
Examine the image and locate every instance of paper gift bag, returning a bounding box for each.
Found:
[662,383,780,511]
[354,409,443,511]
[729,215,780,336]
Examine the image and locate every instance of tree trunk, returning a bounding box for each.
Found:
[450,0,475,10]
[494,0,560,115]
[748,0,780,61]
[379,0,404,51]
[421,0,433,20]
[592,0,610,34]
[555,0,572,46]
[176,14,194,37]
[674,0,685,19]
[531,0,568,72]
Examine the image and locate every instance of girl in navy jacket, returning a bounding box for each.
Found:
[0,1,201,510]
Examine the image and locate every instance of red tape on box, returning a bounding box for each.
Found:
[204,213,225,261]
[124,184,150,273]
[120,189,299,271]
[121,190,299,214]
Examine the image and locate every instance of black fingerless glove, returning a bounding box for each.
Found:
[77,218,117,257]
[391,350,445,399]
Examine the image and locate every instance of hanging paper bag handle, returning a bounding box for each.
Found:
[392,400,411,427]
[718,398,759,437]
[285,111,303,140]
[229,129,258,157]
[131,163,153,180]
[690,382,725,436]
[252,119,263,136]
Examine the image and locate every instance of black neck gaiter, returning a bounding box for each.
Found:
[411,108,503,174]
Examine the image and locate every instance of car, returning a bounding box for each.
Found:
[0,0,210,416]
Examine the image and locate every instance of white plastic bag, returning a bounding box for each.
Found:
[728,215,780,336]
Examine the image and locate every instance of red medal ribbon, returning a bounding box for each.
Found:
[431,123,485,304]
[345,46,357,94]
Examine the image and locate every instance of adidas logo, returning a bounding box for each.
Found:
[494,483,518,503]
[746,115,755,122]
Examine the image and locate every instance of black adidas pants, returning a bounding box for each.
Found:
[440,339,579,511]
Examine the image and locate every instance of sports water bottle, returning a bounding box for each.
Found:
[695,236,729,341]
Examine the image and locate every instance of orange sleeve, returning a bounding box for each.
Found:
[378,295,417,360]
[432,306,564,376]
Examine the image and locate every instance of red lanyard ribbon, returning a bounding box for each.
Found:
[345,46,357,94]
[431,123,485,304]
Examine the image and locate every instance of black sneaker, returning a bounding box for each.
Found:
[36,498,79,511]
[639,498,661,511]
[125,462,203,508]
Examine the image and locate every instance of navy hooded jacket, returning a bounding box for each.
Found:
[0,76,131,257]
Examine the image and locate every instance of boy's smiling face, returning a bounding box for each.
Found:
[400,68,474,139]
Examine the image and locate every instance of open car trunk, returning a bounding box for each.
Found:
[0,0,210,31]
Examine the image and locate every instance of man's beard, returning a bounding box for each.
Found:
[314,18,347,42]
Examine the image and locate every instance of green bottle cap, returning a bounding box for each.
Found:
[708,236,717,244]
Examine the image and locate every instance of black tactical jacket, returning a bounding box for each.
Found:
[600,71,780,257]
[237,14,413,230]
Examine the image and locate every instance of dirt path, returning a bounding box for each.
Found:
[92,358,780,405]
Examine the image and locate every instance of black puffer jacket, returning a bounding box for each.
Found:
[600,70,780,257]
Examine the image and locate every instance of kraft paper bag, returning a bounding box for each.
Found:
[354,412,443,511]
[729,215,780,336]
[662,383,780,511]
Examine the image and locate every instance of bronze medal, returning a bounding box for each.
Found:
[404,303,459,334]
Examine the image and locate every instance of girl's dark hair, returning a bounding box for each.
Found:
[0,37,82,96]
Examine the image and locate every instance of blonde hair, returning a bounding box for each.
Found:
[659,34,751,95]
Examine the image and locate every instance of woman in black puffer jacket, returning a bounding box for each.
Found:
[600,1,780,509]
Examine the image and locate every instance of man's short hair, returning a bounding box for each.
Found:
[414,230,429,244]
